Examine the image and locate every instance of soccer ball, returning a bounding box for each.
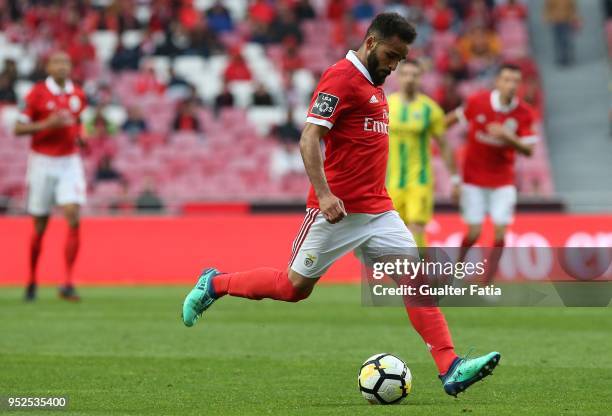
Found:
[358,353,412,404]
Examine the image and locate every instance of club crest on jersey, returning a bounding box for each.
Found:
[311,92,339,118]
[69,95,82,112]
[503,118,518,133]
[304,253,317,268]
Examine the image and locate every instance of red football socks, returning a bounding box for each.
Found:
[405,306,458,374]
[29,232,43,285]
[65,226,80,286]
[212,268,311,302]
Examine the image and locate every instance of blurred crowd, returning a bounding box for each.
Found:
[0,0,553,213]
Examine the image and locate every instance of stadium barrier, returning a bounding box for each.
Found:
[0,214,610,285]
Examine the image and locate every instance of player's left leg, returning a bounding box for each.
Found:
[457,184,487,263]
[482,185,517,284]
[59,203,81,301]
[363,211,500,396]
[56,154,87,301]
[182,210,371,327]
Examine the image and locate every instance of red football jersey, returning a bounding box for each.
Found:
[19,77,87,156]
[305,51,394,214]
[460,90,537,187]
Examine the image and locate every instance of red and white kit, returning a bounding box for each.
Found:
[458,90,537,225]
[20,77,87,215]
[290,51,417,278]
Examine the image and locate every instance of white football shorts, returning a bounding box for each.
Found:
[460,183,517,226]
[289,209,418,278]
[26,151,87,216]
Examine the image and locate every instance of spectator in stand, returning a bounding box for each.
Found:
[0,72,16,103]
[215,83,235,114]
[134,62,165,95]
[186,21,223,57]
[149,2,174,33]
[29,59,47,83]
[252,83,274,106]
[494,0,528,22]
[433,73,463,113]
[428,0,456,32]
[110,43,142,71]
[294,0,316,21]
[352,0,376,22]
[272,108,301,143]
[406,4,432,50]
[327,0,347,21]
[281,40,304,75]
[95,155,123,183]
[457,25,501,76]
[89,82,117,107]
[1,59,17,85]
[122,105,148,138]
[185,84,205,107]
[86,109,118,164]
[224,50,252,82]
[332,12,362,50]
[116,1,142,32]
[465,0,494,29]
[249,0,276,25]
[436,46,469,81]
[207,1,234,34]
[166,67,191,100]
[544,0,580,67]
[250,21,272,44]
[269,5,303,44]
[66,31,96,83]
[178,0,201,31]
[172,100,201,132]
[155,25,187,57]
[136,178,165,213]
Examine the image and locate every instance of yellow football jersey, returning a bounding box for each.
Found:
[386,93,446,190]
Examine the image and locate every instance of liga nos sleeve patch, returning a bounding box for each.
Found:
[310,92,339,118]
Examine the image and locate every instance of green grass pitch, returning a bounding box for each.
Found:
[1,285,611,415]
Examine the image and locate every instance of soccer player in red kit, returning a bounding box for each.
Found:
[447,64,537,283]
[182,14,500,396]
[14,51,87,302]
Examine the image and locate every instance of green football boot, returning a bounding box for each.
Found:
[181,268,221,327]
[440,351,501,397]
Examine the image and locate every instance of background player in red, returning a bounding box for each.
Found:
[182,13,500,397]
[14,51,88,301]
[447,64,537,283]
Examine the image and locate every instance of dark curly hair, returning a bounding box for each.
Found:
[365,13,417,44]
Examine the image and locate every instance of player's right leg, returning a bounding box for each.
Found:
[26,215,49,301]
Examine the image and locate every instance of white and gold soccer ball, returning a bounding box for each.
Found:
[358,353,412,404]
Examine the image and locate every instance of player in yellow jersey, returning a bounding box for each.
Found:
[387,59,460,248]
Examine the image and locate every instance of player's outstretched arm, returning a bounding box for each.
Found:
[299,123,346,224]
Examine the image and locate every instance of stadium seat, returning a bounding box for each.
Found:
[90,31,119,64]
[247,107,286,136]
